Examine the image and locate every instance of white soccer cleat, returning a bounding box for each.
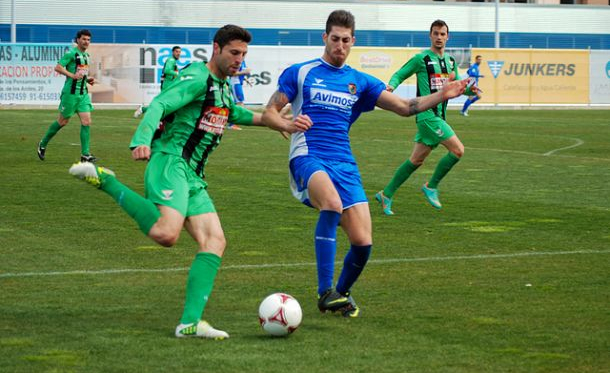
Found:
[69,161,115,188]
[175,320,229,340]
[133,105,144,119]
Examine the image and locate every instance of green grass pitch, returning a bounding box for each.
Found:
[0,109,608,373]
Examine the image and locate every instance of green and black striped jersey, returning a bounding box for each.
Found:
[130,62,254,179]
[58,47,90,95]
[161,56,179,91]
[388,49,459,121]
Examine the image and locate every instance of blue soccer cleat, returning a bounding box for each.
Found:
[421,183,442,210]
[375,190,394,216]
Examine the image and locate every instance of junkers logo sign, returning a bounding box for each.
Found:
[488,60,576,78]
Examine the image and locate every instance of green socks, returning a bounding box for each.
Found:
[40,120,62,147]
[383,152,461,196]
[40,122,92,155]
[428,152,460,189]
[80,125,91,155]
[100,176,161,234]
[180,253,222,325]
[383,160,420,199]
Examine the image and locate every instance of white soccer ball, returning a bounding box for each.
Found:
[258,293,302,336]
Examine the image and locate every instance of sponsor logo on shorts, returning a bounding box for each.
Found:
[162,190,174,200]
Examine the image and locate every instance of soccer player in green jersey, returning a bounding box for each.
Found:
[69,25,312,339]
[37,29,97,162]
[134,46,182,118]
[376,20,466,214]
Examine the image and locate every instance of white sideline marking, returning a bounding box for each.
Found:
[543,137,584,156]
[0,249,608,279]
[465,146,609,162]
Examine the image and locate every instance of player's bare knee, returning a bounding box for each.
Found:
[198,234,226,256]
[452,146,464,158]
[151,230,180,247]
[321,198,343,213]
[351,238,372,247]
[210,234,227,253]
[410,158,425,167]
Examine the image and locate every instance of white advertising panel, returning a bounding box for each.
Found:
[589,50,610,104]
[86,44,321,105]
[0,43,70,105]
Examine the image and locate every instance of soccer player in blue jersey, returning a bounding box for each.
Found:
[230,60,251,106]
[227,60,252,130]
[262,10,467,317]
[461,55,484,116]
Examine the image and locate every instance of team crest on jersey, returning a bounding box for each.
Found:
[348,83,357,95]
[197,106,229,135]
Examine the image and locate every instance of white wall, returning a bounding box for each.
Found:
[1,0,609,35]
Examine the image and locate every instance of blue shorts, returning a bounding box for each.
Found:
[231,83,244,103]
[289,155,367,210]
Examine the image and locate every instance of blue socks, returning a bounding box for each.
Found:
[315,210,341,295]
[462,96,480,112]
[336,244,372,295]
[314,211,372,296]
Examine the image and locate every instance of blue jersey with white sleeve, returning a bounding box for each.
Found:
[277,58,385,163]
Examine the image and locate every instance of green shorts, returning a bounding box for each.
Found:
[59,92,93,118]
[414,117,455,148]
[144,152,216,217]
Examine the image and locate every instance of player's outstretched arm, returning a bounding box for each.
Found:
[376,78,467,117]
[261,91,312,134]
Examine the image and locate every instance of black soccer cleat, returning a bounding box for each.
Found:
[37,142,46,161]
[338,292,360,318]
[317,288,350,313]
[80,154,98,163]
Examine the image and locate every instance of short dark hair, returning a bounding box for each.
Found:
[75,29,91,40]
[475,55,482,59]
[213,25,252,50]
[326,10,355,36]
[430,20,449,34]
[172,46,181,52]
